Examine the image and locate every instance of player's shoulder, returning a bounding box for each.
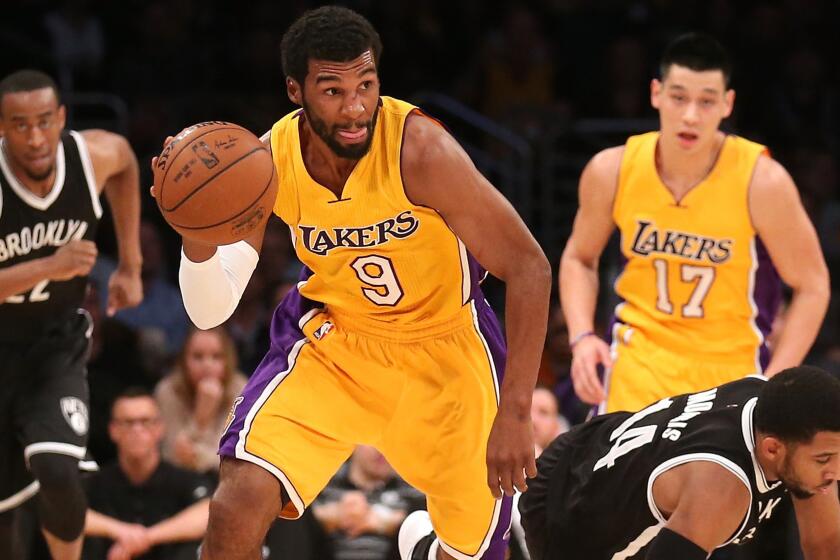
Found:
[750,153,794,190]
[78,129,130,162]
[586,145,625,176]
[401,110,458,170]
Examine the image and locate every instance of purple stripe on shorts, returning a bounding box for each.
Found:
[752,237,782,370]
[219,267,320,458]
[473,297,513,560]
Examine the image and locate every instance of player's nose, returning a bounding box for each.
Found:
[342,92,365,119]
[28,126,47,148]
[682,103,700,124]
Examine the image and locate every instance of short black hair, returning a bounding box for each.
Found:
[660,33,732,87]
[111,386,156,417]
[755,366,840,444]
[0,69,61,107]
[281,5,383,85]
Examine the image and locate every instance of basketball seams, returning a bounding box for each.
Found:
[161,146,269,212]
[156,125,245,202]
[167,158,275,230]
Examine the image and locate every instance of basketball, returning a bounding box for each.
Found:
[153,121,276,245]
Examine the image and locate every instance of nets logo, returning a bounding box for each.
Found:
[60,397,89,436]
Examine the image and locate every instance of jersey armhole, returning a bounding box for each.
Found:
[69,131,103,219]
[646,453,753,548]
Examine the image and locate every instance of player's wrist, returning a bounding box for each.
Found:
[569,330,597,350]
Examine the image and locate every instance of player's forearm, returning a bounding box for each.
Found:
[802,539,840,560]
[0,257,57,301]
[103,150,142,273]
[765,282,830,376]
[84,509,124,539]
[147,499,210,545]
[499,256,552,413]
[559,251,600,338]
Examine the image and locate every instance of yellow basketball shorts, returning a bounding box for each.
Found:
[600,324,761,414]
[220,289,512,560]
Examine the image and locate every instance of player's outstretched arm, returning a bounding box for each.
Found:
[401,113,552,498]
[150,135,271,329]
[749,155,830,376]
[559,147,622,404]
[648,460,751,558]
[792,483,840,560]
[83,129,144,315]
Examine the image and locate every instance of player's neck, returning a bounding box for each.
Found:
[300,120,358,195]
[4,149,55,197]
[656,132,725,200]
[119,451,160,485]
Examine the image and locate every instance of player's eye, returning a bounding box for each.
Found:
[38,119,51,129]
[671,95,685,103]
[816,457,831,465]
[324,88,340,96]
[360,81,373,90]
[15,123,28,133]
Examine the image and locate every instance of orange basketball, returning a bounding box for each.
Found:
[154,121,276,245]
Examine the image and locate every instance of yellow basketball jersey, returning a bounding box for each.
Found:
[269,97,479,328]
[612,132,780,371]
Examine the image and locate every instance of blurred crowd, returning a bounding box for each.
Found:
[4,0,840,558]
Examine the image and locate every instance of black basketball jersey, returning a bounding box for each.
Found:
[541,376,788,559]
[0,130,101,341]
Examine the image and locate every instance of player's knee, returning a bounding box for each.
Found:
[29,453,86,541]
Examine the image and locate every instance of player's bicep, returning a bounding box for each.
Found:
[659,462,750,552]
[750,157,828,290]
[81,129,135,193]
[562,149,621,268]
[403,126,545,281]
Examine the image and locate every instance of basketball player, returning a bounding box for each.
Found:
[0,70,143,559]
[519,366,840,559]
[559,33,829,414]
[152,6,550,560]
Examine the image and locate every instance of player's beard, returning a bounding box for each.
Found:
[302,99,378,160]
[24,163,54,182]
[778,456,816,499]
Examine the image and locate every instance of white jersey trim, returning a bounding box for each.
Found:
[24,442,87,466]
[646,452,753,548]
[235,337,308,518]
[747,238,764,374]
[611,524,663,560]
[69,130,103,218]
[741,396,782,494]
[0,480,40,513]
[457,237,471,306]
[0,137,66,211]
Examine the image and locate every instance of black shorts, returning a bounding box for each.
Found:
[0,311,93,512]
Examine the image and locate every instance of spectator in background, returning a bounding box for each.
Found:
[313,446,424,560]
[530,387,569,457]
[83,388,211,560]
[154,327,247,474]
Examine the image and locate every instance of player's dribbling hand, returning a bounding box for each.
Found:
[486,403,538,499]
[48,239,98,281]
[570,335,611,405]
[148,136,174,200]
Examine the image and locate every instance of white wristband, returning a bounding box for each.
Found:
[178,241,259,329]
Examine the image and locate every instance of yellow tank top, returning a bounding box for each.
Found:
[270,96,480,328]
[612,132,780,369]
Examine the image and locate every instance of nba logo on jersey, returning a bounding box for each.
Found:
[314,321,334,340]
[60,397,89,436]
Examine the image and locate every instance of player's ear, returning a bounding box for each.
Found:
[759,435,785,462]
[722,89,735,119]
[57,104,67,130]
[287,78,302,106]
[650,79,662,110]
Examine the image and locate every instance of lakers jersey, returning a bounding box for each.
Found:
[269,96,482,326]
[612,132,781,371]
